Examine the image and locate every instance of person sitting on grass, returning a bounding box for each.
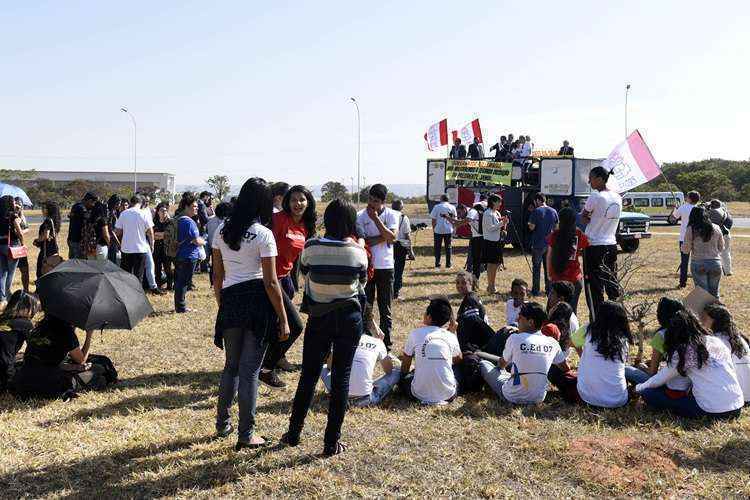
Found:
[546,281,580,334]
[0,291,40,392]
[548,301,635,408]
[635,310,744,419]
[12,314,113,398]
[702,303,750,405]
[505,278,527,327]
[478,302,569,405]
[321,330,400,408]
[624,298,692,397]
[399,296,462,405]
[455,271,493,350]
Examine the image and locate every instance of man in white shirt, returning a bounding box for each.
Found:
[670,191,700,288]
[357,184,398,349]
[115,195,155,285]
[430,194,459,268]
[521,135,532,157]
[138,195,164,295]
[479,302,570,404]
[581,166,622,320]
[400,297,462,405]
[391,200,412,300]
[321,332,400,407]
[466,203,484,279]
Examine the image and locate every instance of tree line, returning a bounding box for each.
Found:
[320,181,424,205]
[633,159,750,201]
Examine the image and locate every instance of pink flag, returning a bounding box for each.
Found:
[424,119,449,151]
[459,118,483,145]
[603,130,662,193]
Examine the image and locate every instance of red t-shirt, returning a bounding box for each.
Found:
[546,228,589,282]
[272,211,308,278]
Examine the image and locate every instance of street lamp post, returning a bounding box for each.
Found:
[120,107,137,193]
[624,84,631,139]
[350,97,360,207]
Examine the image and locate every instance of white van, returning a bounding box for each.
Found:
[622,191,685,224]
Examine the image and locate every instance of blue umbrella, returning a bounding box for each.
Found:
[0,183,32,207]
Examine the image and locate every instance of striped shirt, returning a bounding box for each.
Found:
[299,237,368,317]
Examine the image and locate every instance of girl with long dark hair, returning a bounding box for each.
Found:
[481,194,508,294]
[34,201,61,279]
[702,304,750,404]
[106,194,122,264]
[551,301,634,407]
[636,310,743,418]
[85,201,110,261]
[0,290,40,391]
[212,177,289,450]
[0,195,24,309]
[152,202,173,290]
[682,205,724,297]
[259,185,315,387]
[546,207,589,314]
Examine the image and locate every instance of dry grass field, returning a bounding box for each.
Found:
[1,223,749,498]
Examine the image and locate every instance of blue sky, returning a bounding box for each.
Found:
[1,0,748,187]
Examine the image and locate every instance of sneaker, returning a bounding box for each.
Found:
[148,288,167,296]
[280,432,300,447]
[259,370,286,388]
[323,441,348,457]
[215,423,234,438]
[276,357,300,373]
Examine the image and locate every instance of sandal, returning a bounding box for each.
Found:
[235,435,269,451]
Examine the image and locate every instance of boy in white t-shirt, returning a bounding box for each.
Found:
[505,278,528,327]
[670,191,700,288]
[321,332,401,407]
[400,297,462,405]
[479,302,570,404]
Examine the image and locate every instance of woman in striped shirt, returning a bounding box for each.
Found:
[282,198,368,457]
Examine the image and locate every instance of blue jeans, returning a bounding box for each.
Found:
[479,360,512,402]
[531,247,548,295]
[624,366,651,384]
[174,258,196,312]
[678,241,690,285]
[216,327,269,442]
[321,366,401,407]
[691,259,722,297]
[288,305,363,447]
[639,386,739,419]
[0,247,18,303]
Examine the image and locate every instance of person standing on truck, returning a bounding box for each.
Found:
[468,137,484,160]
[430,195,458,269]
[581,166,622,319]
[489,136,508,161]
[670,191,700,288]
[449,138,466,159]
[527,193,558,297]
[558,140,574,156]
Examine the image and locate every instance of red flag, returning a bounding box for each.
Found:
[460,118,483,144]
[425,119,449,151]
[451,130,459,142]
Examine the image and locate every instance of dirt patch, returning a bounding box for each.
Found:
[567,436,682,494]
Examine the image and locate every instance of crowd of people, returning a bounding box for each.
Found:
[448,135,574,162]
[0,168,746,457]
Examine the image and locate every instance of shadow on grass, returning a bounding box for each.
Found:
[672,438,750,473]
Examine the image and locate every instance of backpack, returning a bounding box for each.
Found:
[81,216,98,257]
[163,217,181,258]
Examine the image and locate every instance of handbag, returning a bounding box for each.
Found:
[7,221,27,260]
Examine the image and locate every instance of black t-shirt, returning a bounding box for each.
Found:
[457,293,493,351]
[24,316,79,366]
[0,318,34,387]
[0,215,20,246]
[457,293,485,322]
[153,218,169,248]
[95,217,108,245]
[38,218,59,258]
[68,202,86,242]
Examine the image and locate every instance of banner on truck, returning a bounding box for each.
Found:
[445,159,512,185]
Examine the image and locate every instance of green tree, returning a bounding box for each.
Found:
[321,181,349,202]
[675,170,735,200]
[0,169,36,182]
[206,175,231,200]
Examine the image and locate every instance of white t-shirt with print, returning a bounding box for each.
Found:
[716,332,750,403]
[115,207,154,254]
[403,326,461,404]
[466,208,481,238]
[430,202,458,235]
[673,203,696,241]
[356,208,399,270]
[505,300,522,326]
[501,331,566,404]
[584,190,622,246]
[349,334,388,397]
[573,329,628,408]
[211,222,277,288]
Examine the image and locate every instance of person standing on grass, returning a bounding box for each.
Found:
[635,310,743,419]
[482,194,507,294]
[682,205,724,298]
[259,185,315,388]
[84,201,110,262]
[67,192,97,260]
[271,182,290,213]
[466,202,484,280]
[152,202,174,291]
[708,199,733,276]
[212,177,289,450]
[34,201,61,280]
[197,191,212,273]
[115,195,154,287]
[581,166,622,320]
[106,195,122,264]
[13,198,30,293]
[282,198,368,457]
[0,196,23,310]
[173,194,205,313]
[391,199,412,301]
[430,194,458,269]
[670,191,700,288]
[399,296,462,405]
[546,207,588,314]
[527,193,558,297]
[357,184,398,350]
[479,302,570,405]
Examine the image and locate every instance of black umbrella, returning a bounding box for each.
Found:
[37,259,154,331]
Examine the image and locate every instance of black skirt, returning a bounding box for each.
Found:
[481,239,504,264]
[214,279,277,349]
